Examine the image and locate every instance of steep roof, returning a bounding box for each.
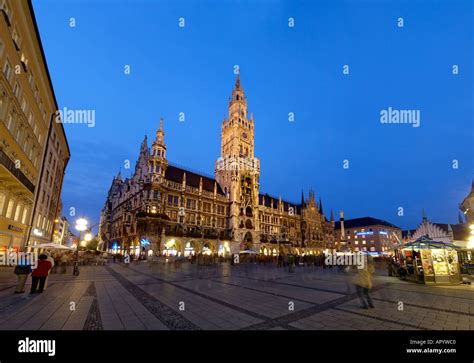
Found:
[402,229,417,239]
[432,223,469,241]
[335,217,400,230]
[165,165,225,195]
[258,193,302,214]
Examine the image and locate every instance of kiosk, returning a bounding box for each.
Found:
[398,236,462,285]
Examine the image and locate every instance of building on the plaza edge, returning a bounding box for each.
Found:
[52,215,69,245]
[403,212,471,249]
[334,216,402,255]
[460,181,474,226]
[0,0,70,252]
[402,212,473,267]
[99,75,335,257]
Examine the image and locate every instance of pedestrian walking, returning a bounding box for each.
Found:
[59,253,69,274]
[30,254,53,294]
[43,252,55,290]
[14,262,32,294]
[352,255,375,309]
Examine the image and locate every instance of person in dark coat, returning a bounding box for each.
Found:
[30,254,52,294]
[14,262,32,294]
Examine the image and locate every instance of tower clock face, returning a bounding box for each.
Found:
[242,132,248,139]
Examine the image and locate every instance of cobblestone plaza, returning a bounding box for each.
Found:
[0,262,472,331]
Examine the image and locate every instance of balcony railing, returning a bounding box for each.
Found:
[0,149,35,193]
[1,9,11,27]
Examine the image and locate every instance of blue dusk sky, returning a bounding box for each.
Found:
[32,0,473,231]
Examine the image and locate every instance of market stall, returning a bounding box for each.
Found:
[398,236,462,285]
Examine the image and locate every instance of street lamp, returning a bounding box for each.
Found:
[73,218,89,276]
[468,236,474,250]
[75,218,88,232]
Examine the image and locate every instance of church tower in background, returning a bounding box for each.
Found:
[215,73,261,253]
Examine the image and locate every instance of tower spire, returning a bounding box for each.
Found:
[156,116,165,145]
[458,211,465,224]
[141,134,148,151]
[235,72,241,89]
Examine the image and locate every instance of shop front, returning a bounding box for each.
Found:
[398,237,462,285]
[458,248,474,274]
[162,239,179,256]
[0,220,26,254]
[218,241,230,257]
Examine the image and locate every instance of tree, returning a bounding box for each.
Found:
[86,237,99,251]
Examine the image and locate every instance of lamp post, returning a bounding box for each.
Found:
[73,218,88,276]
[468,224,474,249]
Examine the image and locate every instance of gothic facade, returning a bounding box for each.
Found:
[99,75,334,256]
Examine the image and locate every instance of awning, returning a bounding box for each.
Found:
[402,236,461,250]
[239,250,259,254]
[31,243,72,250]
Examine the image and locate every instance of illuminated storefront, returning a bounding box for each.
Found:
[163,239,178,256]
[399,237,462,285]
[184,242,195,257]
[0,221,25,254]
[218,242,230,256]
[202,244,212,255]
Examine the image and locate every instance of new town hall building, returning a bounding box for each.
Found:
[99,75,335,257]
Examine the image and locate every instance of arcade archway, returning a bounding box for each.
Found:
[184,241,197,256]
[241,232,253,251]
[162,239,180,256]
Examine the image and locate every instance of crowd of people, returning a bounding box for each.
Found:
[11,248,380,310]
[14,252,55,294]
[12,250,108,295]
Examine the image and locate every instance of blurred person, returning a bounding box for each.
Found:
[30,254,53,294]
[352,255,375,309]
[60,253,69,274]
[14,261,32,294]
[43,252,55,290]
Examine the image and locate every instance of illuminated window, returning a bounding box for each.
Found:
[21,206,28,224]
[14,203,22,222]
[5,199,14,219]
[21,97,27,113]
[0,193,5,215]
[13,81,21,99]
[12,26,22,48]
[6,112,13,131]
[3,59,12,82]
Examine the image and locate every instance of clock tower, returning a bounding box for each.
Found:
[215,73,261,254]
